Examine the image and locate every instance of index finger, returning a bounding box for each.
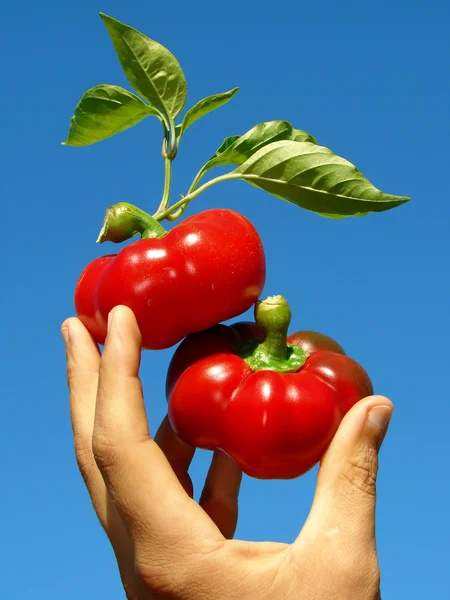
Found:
[62,317,136,587]
[92,306,222,550]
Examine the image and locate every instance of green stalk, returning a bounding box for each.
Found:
[187,166,208,196]
[97,202,166,244]
[241,296,308,374]
[166,166,208,222]
[154,135,174,218]
[168,119,177,157]
[154,172,242,222]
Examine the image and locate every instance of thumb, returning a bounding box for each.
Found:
[304,395,393,544]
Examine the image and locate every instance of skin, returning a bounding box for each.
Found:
[62,305,393,600]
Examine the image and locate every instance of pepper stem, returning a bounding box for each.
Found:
[242,295,308,374]
[254,295,291,359]
[96,202,166,244]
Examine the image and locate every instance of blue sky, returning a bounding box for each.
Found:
[2,0,449,597]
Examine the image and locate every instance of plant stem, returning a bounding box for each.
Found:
[187,166,208,195]
[169,120,177,156]
[162,157,173,207]
[154,137,173,218]
[97,202,166,244]
[154,172,242,222]
[165,166,209,221]
[242,296,308,374]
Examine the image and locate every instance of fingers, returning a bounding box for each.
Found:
[93,305,149,446]
[154,418,242,537]
[154,419,242,538]
[62,318,135,586]
[200,451,242,539]
[63,317,120,527]
[92,305,220,549]
[154,416,195,497]
[62,317,100,476]
[300,395,393,546]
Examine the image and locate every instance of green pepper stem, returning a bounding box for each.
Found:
[96,202,166,244]
[242,295,308,374]
[154,173,242,222]
[254,296,291,359]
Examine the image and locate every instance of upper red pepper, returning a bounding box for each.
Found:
[75,203,266,350]
[166,295,373,479]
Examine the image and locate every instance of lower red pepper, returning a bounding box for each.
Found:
[166,296,373,479]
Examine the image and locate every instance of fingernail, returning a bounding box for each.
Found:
[368,405,392,432]
[61,326,70,347]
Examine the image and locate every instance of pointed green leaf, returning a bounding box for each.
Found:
[214,135,241,156]
[188,121,295,193]
[63,85,157,146]
[234,140,410,218]
[290,128,318,144]
[204,120,294,172]
[99,13,187,124]
[177,87,239,140]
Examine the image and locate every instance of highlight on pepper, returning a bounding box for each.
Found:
[166,295,373,479]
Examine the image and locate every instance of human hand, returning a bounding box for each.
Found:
[62,305,392,600]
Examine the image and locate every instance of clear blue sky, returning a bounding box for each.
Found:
[2,0,449,597]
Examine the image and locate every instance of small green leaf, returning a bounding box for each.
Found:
[63,85,156,146]
[177,87,239,140]
[204,120,294,172]
[99,13,187,125]
[290,128,318,144]
[234,140,410,218]
[188,121,295,193]
[214,135,241,156]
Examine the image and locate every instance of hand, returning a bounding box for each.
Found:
[62,305,393,600]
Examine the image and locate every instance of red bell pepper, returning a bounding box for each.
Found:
[75,203,266,350]
[166,295,373,479]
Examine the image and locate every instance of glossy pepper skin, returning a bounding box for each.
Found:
[166,296,373,480]
[75,207,266,350]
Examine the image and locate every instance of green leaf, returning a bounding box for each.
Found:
[290,128,318,144]
[99,13,187,125]
[63,84,156,146]
[204,120,294,172]
[214,135,241,155]
[177,87,239,140]
[186,121,294,193]
[233,140,410,218]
